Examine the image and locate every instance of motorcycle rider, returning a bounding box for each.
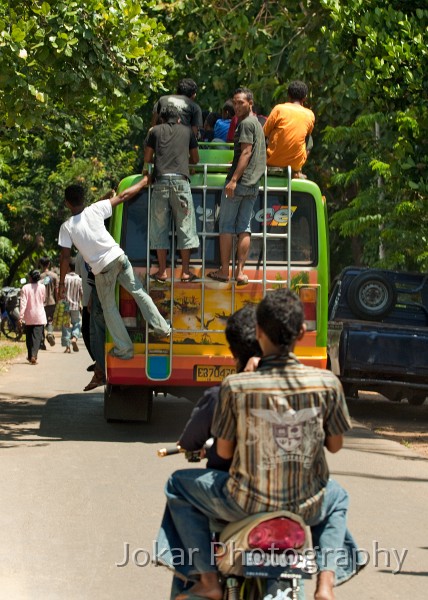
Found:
[156,289,363,600]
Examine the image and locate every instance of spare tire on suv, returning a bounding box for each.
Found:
[347,271,397,320]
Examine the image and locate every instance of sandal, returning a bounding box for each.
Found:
[83,373,105,391]
[150,273,168,284]
[71,338,79,352]
[236,275,249,286]
[207,270,229,283]
[181,273,198,283]
[64,347,71,354]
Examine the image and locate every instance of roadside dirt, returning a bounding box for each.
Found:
[347,392,428,458]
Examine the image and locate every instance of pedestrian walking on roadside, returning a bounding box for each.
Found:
[18,269,47,365]
[61,257,82,353]
[38,256,59,348]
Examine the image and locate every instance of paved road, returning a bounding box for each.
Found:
[0,340,427,599]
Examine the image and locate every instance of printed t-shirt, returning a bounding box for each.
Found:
[212,353,351,521]
[153,95,203,129]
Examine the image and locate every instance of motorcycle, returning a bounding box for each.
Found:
[158,444,315,600]
[0,286,23,341]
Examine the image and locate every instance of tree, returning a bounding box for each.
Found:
[156,0,428,271]
[0,0,173,143]
[0,0,175,283]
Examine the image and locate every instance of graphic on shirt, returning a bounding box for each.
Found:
[168,97,188,112]
[247,404,323,470]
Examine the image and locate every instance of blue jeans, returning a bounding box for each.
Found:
[218,183,259,234]
[61,309,81,347]
[95,254,170,358]
[155,470,363,590]
[307,479,365,585]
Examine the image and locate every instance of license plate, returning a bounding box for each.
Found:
[195,365,236,382]
[242,551,314,579]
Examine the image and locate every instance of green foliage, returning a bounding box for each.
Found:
[155,0,428,272]
[0,0,174,281]
[0,0,427,282]
[0,0,173,143]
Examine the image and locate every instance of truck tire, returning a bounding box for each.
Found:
[347,271,396,320]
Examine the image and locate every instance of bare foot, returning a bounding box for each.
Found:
[314,570,335,600]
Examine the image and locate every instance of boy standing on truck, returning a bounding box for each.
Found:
[208,87,266,286]
[152,78,203,138]
[118,105,200,284]
[59,185,171,360]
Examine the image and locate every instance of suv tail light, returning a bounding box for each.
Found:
[248,517,306,550]
[119,289,137,328]
[299,287,317,331]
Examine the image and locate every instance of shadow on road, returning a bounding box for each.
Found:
[0,392,194,446]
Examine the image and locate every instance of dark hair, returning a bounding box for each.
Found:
[177,78,198,98]
[64,184,85,207]
[29,269,41,283]
[234,87,254,103]
[256,289,304,352]
[159,105,180,124]
[204,112,221,129]
[287,80,308,101]
[225,304,260,371]
[222,99,235,119]
[68,257,76,272]
[39,256,51,269]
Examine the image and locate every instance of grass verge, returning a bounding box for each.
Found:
[0,339,26,365]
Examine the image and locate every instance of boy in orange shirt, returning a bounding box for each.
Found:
[264,80,315,178]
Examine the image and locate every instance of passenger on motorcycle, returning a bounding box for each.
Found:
[156,289,364,600]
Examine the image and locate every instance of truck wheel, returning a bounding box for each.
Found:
[407,393,427,406]
[347,272,396,320]
[104,384,153,422]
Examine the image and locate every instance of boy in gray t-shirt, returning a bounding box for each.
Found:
[208,87,266,286]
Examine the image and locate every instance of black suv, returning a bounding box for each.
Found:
[328,267,428,405]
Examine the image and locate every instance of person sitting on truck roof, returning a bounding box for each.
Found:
[208,87,266,286]
[263,80,315,179]
[213,99,235,142]
[201,111,221,142]
[152,78,203,138]
[59,185,171,360]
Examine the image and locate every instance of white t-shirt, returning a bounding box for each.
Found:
[58,200,123,275]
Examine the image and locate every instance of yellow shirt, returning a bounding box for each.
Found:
[264,103,315,171]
